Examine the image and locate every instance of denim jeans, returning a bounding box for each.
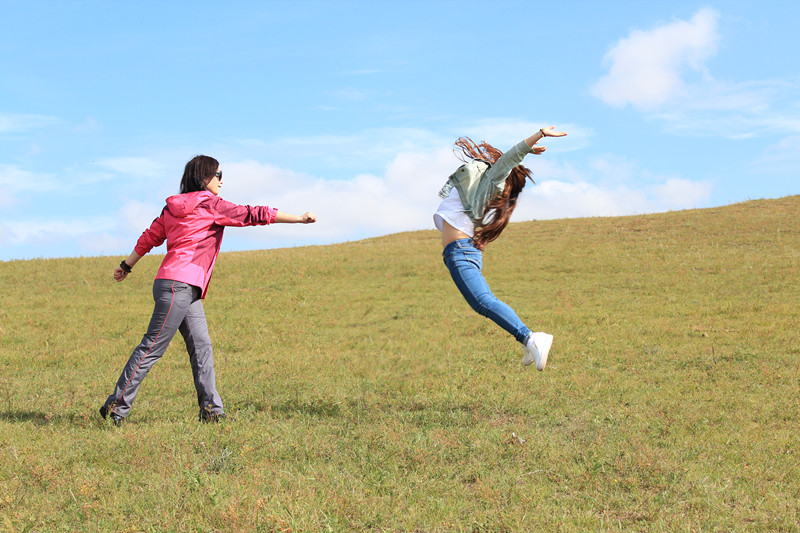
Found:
[443,238,531,344]
[103,279,224,418]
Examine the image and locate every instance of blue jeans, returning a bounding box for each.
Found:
[443,238,531,344]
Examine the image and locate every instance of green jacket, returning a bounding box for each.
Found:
[437,140,535,225]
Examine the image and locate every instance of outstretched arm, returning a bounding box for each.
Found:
[525,126,568,150]
[274,211,317,224]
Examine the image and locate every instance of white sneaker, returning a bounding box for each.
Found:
[522,332,553,371]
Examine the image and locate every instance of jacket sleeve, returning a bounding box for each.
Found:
[212,197,278,227]
[483,140,535,189]
[133,208,167,256]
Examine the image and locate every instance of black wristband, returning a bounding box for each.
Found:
[120,260,132,273]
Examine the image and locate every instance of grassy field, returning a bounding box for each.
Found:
[1,196,799,532]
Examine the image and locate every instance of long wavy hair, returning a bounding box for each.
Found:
[180,155,220,193]
[453,137,534,250]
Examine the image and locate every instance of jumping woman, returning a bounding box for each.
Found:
[100,155,316,424]
[434,126,567,370]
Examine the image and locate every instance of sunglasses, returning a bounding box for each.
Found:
[214,171,223,181]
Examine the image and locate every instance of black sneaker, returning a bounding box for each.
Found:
[199,407,226,423]
[99,404,124,426]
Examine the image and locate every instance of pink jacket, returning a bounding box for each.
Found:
[134,191,278,298]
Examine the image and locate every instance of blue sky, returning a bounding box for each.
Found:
[2,0,799,261]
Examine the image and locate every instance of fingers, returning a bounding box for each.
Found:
[543,126,568,137]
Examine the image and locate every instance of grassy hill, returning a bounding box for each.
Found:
[1,196,798,531]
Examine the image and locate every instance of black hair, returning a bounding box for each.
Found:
[179,155,219,193]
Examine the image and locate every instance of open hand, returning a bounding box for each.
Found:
[541,126,568,138]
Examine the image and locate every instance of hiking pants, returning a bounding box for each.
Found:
[103,279,223,419]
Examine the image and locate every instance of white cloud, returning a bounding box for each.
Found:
[515,176,711,221]
[202,140,712,253]
[0,165,60,198]
[78,232,131,257]
[514,151,712,220]
[769,134,800,155]
[0,193,15,209]
[590,8,800,138]
[0,125,714,260]
[0,113,57,133]
[93,157,165,178]
[213,148,455,250]
[650,78,800,138]
[0,211,143,258]
[754,134,800,174]
[588,154,638,184]
[591,8,720,110]
[229,127,451,178]
[651,178,712,210]
[517,180,646,219]
[119,199,165,234]
[0,216,114,245]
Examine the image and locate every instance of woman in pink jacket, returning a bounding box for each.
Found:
[100,155,316,425]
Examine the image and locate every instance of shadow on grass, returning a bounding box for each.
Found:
[0,409,170,427]
[0,410,86,426]
[275,397,343,417]
[244,398,343,418]
[236,398,482,424]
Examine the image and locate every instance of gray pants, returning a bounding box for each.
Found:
[103,279,224,419]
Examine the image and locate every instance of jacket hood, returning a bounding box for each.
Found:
[165,191,214,218]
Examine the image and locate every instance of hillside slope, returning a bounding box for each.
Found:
[1,196,798,530]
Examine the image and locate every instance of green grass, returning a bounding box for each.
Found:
[1,196,799,531]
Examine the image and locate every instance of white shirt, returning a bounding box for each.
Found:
[433,188,475,237]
